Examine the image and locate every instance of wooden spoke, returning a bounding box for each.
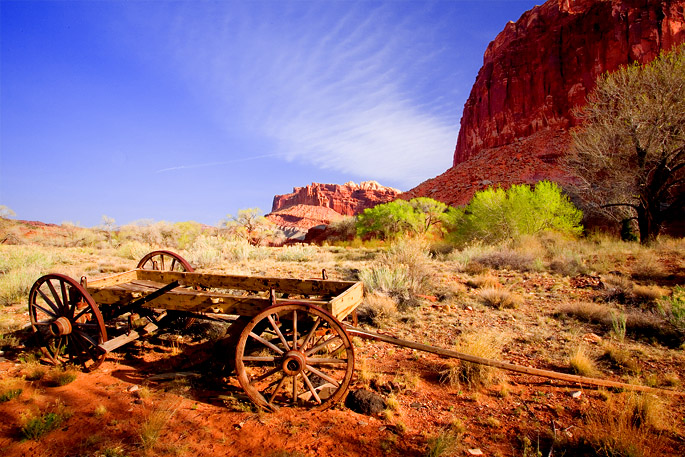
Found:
[306,336,342,357]
[267,314,290,349]
[292,310,298,350]
[248,332,284,355]
[235,303,354,411]
[301,372,322,405]
[28,274,107,371]
[300,317,321,349]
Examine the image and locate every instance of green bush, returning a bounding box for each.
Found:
[451,181,582,244]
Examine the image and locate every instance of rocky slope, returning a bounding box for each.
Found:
[268,181,401,231]
[408,0,685,205]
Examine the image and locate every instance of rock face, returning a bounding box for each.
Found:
[266,204,345,232]
[454,0,685,166]
[408,0,685,205]
[271,181,401,216]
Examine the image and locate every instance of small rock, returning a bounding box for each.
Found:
[582,333,602,344]
[345,389,386,415]
[570,390,582,399]
[133,399,143,405]
[126,385,139,393]
[467,449,484,456]
[358,420,368,426]
[410,402,423,409]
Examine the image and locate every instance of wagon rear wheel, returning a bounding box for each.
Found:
[235,303,354,411]
[137,250,194,272]
[28,274,107,371]
[137,250,196,329]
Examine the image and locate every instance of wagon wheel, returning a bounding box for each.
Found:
[137,250,196,329]
[235,303,354,411]
[137,250,194,272]
[28,274,107,371]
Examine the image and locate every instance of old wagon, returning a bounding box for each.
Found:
[28,251,681,412]
[27,250,363,411]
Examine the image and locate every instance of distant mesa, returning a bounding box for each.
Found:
[406,0,685,205]
[266,181,401,233]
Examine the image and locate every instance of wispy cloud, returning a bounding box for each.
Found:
[155,153,281,174]
[138,2,460,188]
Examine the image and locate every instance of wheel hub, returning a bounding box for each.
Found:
[282,350,306,376]
[49,317,72,336]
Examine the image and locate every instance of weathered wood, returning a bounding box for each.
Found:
[98,322,158,353]
[330,281,364,321]
[86,270,137,289]
[89,286,330,317]
[134,270,356,296]
[346,326,685,397]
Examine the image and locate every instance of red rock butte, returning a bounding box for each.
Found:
[267,181,401,231]
[405,0,685,204]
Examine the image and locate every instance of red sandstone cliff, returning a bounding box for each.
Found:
[408,0,685,204]
[271,181,401,217]
[267,181,400,231]
[454,0,685,165]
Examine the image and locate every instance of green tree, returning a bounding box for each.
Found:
[568,45,685,243]
[408,197,448,233]
[356,200,421,240]
[453,181,583,244]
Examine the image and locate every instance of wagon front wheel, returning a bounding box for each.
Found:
[235,303,354,411]
[28,274,107,371]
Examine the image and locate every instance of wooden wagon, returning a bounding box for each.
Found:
[27,250,364,410]
[28,251,682,412]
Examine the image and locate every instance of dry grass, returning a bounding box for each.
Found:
[568,345,598,377]
[139,400,179,450]
[581,392,669,457]
[477,287,522,309]
[357,292,397,327]
[441,331,505,388]
[465,273,500,289]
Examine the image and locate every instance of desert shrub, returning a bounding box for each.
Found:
[581,392,668,457]
[450,181,583,245]
[327,216,357,241]
[556,301,612,324]
[21,401,72,441]
[658,286,685,332]
[359,238,432,307]
[276,244,317,262]
[0,247,55,306]
[631,249,667,279]
[442,331,505,388]
[174,221,204,250]
[473,248,539,272]
[569,345,598,377]
[465,273,500,289]
[478,287,522,309]
[426,428,461,457]
[357,292,397,327]
[601,344,639,374]
[0,378,23,402]
[185,235,223,268]
[115,240,153,261]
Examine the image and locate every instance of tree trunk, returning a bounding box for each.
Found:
[637,203,661,244]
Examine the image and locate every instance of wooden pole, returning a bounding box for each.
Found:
[345,326,685,397]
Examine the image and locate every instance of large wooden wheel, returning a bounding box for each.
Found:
[137,250,194,272]
[28,274,107,371]
[137,250,196,329]
[235,303,354,411]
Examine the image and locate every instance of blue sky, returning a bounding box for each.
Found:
[1,0,539,227]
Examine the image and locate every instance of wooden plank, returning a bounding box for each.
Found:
[86,270,137,290]
[134,270,356,296]
[329,281,364,321]
[88,287,329,317]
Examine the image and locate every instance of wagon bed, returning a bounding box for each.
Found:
[85,269,363,321]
